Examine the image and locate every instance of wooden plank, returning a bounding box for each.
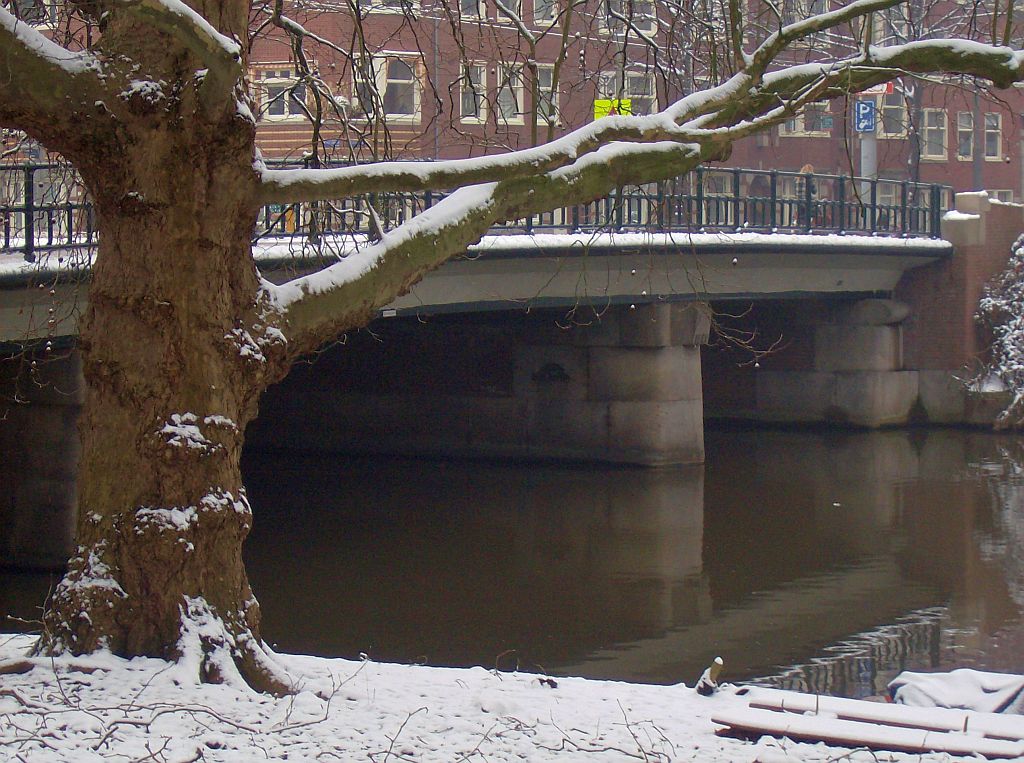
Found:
[743,687,1024,741]
[712,707,1024,760]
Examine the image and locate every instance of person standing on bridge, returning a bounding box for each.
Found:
[798,163,817,229]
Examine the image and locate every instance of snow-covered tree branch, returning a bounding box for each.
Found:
[0,9,112,145]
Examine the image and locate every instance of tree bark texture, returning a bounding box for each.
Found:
[35,116,294,692]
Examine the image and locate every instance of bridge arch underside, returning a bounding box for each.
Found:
[246,235,978,467]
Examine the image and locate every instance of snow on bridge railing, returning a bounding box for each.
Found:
[0,161,950,262]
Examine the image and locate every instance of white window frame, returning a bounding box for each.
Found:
[921,108,947,160]
[365,0,419,14]
[535,64,559,126]
[459,0,483,17]
[956,111,973,160]
[496,64,524,125]
[12,0,56,26]
[877,91,907,138]
[597,69,656,116]
[985,112,1002,160]
[873,7,909,45]
[353,54,421,123]
[257,66,308,122]
[460,63,487,124]
[494,0,523,22]
[602,0,657,35]
[989,189,1014,203]
[780,102,831,137]
[533,0,558,24]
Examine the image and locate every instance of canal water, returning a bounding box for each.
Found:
[3,428,1024,699]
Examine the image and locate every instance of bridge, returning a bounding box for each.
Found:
[2,164,951,339]
[2,166,1021,568]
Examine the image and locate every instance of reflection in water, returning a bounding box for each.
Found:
[3,429,1024,698]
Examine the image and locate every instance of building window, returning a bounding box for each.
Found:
[957,111,973,160]
[989,189,1014,202]
[536,65,558,125]
[460,64,486,123]
[878,91,906,137]
[782,0,826,27]
[873,7,909,44]
[985,112,1002,160]
[598,70,656,115]
[495,0,522,20]
[354,56,420,121]
[921,109,946,159]
[460,0,483,16]
[534,0,557,22]
[781,102,831,136]
[259,68,307,121]
[367,0,418,13]
[604,0,656,34]
[496,65,524,124]
[12,0,55,24]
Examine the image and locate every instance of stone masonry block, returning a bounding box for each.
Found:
[832,371,918,427]
[756,371,834,421]
[617,303,673,347]
[670,303,712,346]
[527,397,609,453]
[513,344,589,400]
[835,299,910,326]
[588,346,702,402]
[815,325,902,372]
[607,399,704,465]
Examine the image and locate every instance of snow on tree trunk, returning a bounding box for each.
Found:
[34,137,294,693]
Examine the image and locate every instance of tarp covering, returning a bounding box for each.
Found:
[890,669,1024,714]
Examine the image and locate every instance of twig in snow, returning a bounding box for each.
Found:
[377,706,427,763]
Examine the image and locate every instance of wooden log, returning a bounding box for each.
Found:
[742,687,1024,741]
[712,706,1024,760]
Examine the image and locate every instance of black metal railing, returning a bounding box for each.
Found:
[0,162,950,263]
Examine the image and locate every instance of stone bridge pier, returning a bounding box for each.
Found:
[0,348,81,569]
[250,302,711,466]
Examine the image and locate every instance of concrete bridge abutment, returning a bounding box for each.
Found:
[249,303,712,466]
[754,298,920,426]
[516,303,710,465]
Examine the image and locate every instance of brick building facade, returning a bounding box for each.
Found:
[246,0,1024,202]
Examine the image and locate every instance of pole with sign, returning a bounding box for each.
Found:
[855,100,878,187]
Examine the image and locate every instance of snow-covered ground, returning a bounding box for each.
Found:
[0,633,1008,762]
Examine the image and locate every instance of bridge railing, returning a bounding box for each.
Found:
[0,162,950,262]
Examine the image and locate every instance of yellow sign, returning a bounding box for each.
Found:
[594,99,632,119]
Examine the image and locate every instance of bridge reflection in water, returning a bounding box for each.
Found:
[232,428,1024,698]
[3,428,1022,698]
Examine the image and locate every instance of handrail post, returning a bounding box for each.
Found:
[732,168,741,230]
[803,170,813,232]
[900,181,909,236]
[837,175,846,233]
[656,180,665,230]
[23,165,35,263]
[869,178,878,232]
[769,170,777,230]
[930,184,942,238]
[696,166,705,229]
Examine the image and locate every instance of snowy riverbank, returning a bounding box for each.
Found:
[0,633,1006,762]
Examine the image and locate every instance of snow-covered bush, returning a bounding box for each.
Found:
[977,233,1024,428]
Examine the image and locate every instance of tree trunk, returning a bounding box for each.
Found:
[35,127,293,693]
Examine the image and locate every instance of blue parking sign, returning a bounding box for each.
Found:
[855,100,876,132]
